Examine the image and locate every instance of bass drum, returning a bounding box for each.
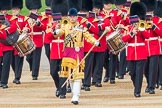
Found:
[14,33,36,57]
[106,29,126,55]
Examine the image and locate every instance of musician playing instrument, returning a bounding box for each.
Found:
[54,8,99,105]
[155,0,162,90]
[141,0,162,94]
[122,2,150,97]
[43,0,53,62]
[0,0,17,89]
[77,0,94,91]
[11,0,29,84]
[47,0,68,98]
[115,0,130,79]
[25,0,47,80]
[86,0,111,87]
[100,0,126,84]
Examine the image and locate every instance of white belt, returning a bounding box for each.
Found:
[52,39,64,43]
[146,37,158,41]
[128,43,145,47]
[33,32,43,35]
[159,39,162,41]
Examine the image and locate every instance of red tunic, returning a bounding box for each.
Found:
[122,25,150,60]
[1,14,17,52]
[145,16,162,56]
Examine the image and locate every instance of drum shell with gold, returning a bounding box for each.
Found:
[14,33,36,57]
[106,30,126,55]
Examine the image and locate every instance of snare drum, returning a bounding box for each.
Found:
[106,29,126,55]
[14,33,36,57]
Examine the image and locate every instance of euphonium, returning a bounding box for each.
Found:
[138,20,147,31]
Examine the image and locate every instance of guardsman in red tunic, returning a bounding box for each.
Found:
[0,43,3,82]
[77,0,94,91]
[11,0,29,84]
[99,0,115,83]
[43,0,52,62]
[122,2,150,97]
[87,0,109,88]
[114,0,129,79]
[155,0,162,90]
[47,0,68,97]
[0,0,18,89]
[141,0,162,94]
[100,0,121,84]
[25,0,47,80]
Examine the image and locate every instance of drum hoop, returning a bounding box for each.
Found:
[106,30,121,40]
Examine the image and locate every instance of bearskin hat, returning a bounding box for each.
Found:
[81,0,93,11]
[103,0,115,4]
[140,0,157,12]
[12,0,23,9]
[45,0,52,7]
[154,0,162,17]
[0,0,12,10]
[115,0,127,5]
[68,0,82,11]
[51,0,68,16]
[92,0,103,9]
[25,0,42,10]
[130,2,147,20]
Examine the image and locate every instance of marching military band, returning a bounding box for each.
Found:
[0,0,162,105]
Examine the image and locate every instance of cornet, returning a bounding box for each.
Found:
[138,20,147,31]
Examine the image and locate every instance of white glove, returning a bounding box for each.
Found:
[94,40,100,46]
[54,29,60,35]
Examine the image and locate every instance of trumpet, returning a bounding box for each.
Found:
[138,20,147,31]
[146,20,153,29]
[60,17,69,25]
[137,20,153,31]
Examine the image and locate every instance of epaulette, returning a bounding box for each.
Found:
[0,24,7,30]
[158,18,162,24]
[24,16,29,21]
[80,17,87,24]
[117,9,123,16]
[41,12,48,21]
[10,15,17,21]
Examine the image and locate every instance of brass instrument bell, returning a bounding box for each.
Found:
[138,20,147,31]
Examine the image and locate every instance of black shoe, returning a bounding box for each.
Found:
[60,95,66,99]
[0,83,8,89]
[118,75,124,79]
[110,80,115,84]
[66,87,71,93]
[155,84,159,89]
[0,83,3,87]
[13,79,21,84]
[81,85,85,90]
[56,90,60,97]
[95,83,102,87]
[2,85,8,89]
[134,93,141,97]
[145,87,150,93]
[160,86,162,90]
[91,82,96,86]
[149,89,155,94]
[32,77,38,80]
[103,77,109,82]
[84,86,90,91]
[71,101,79,105]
